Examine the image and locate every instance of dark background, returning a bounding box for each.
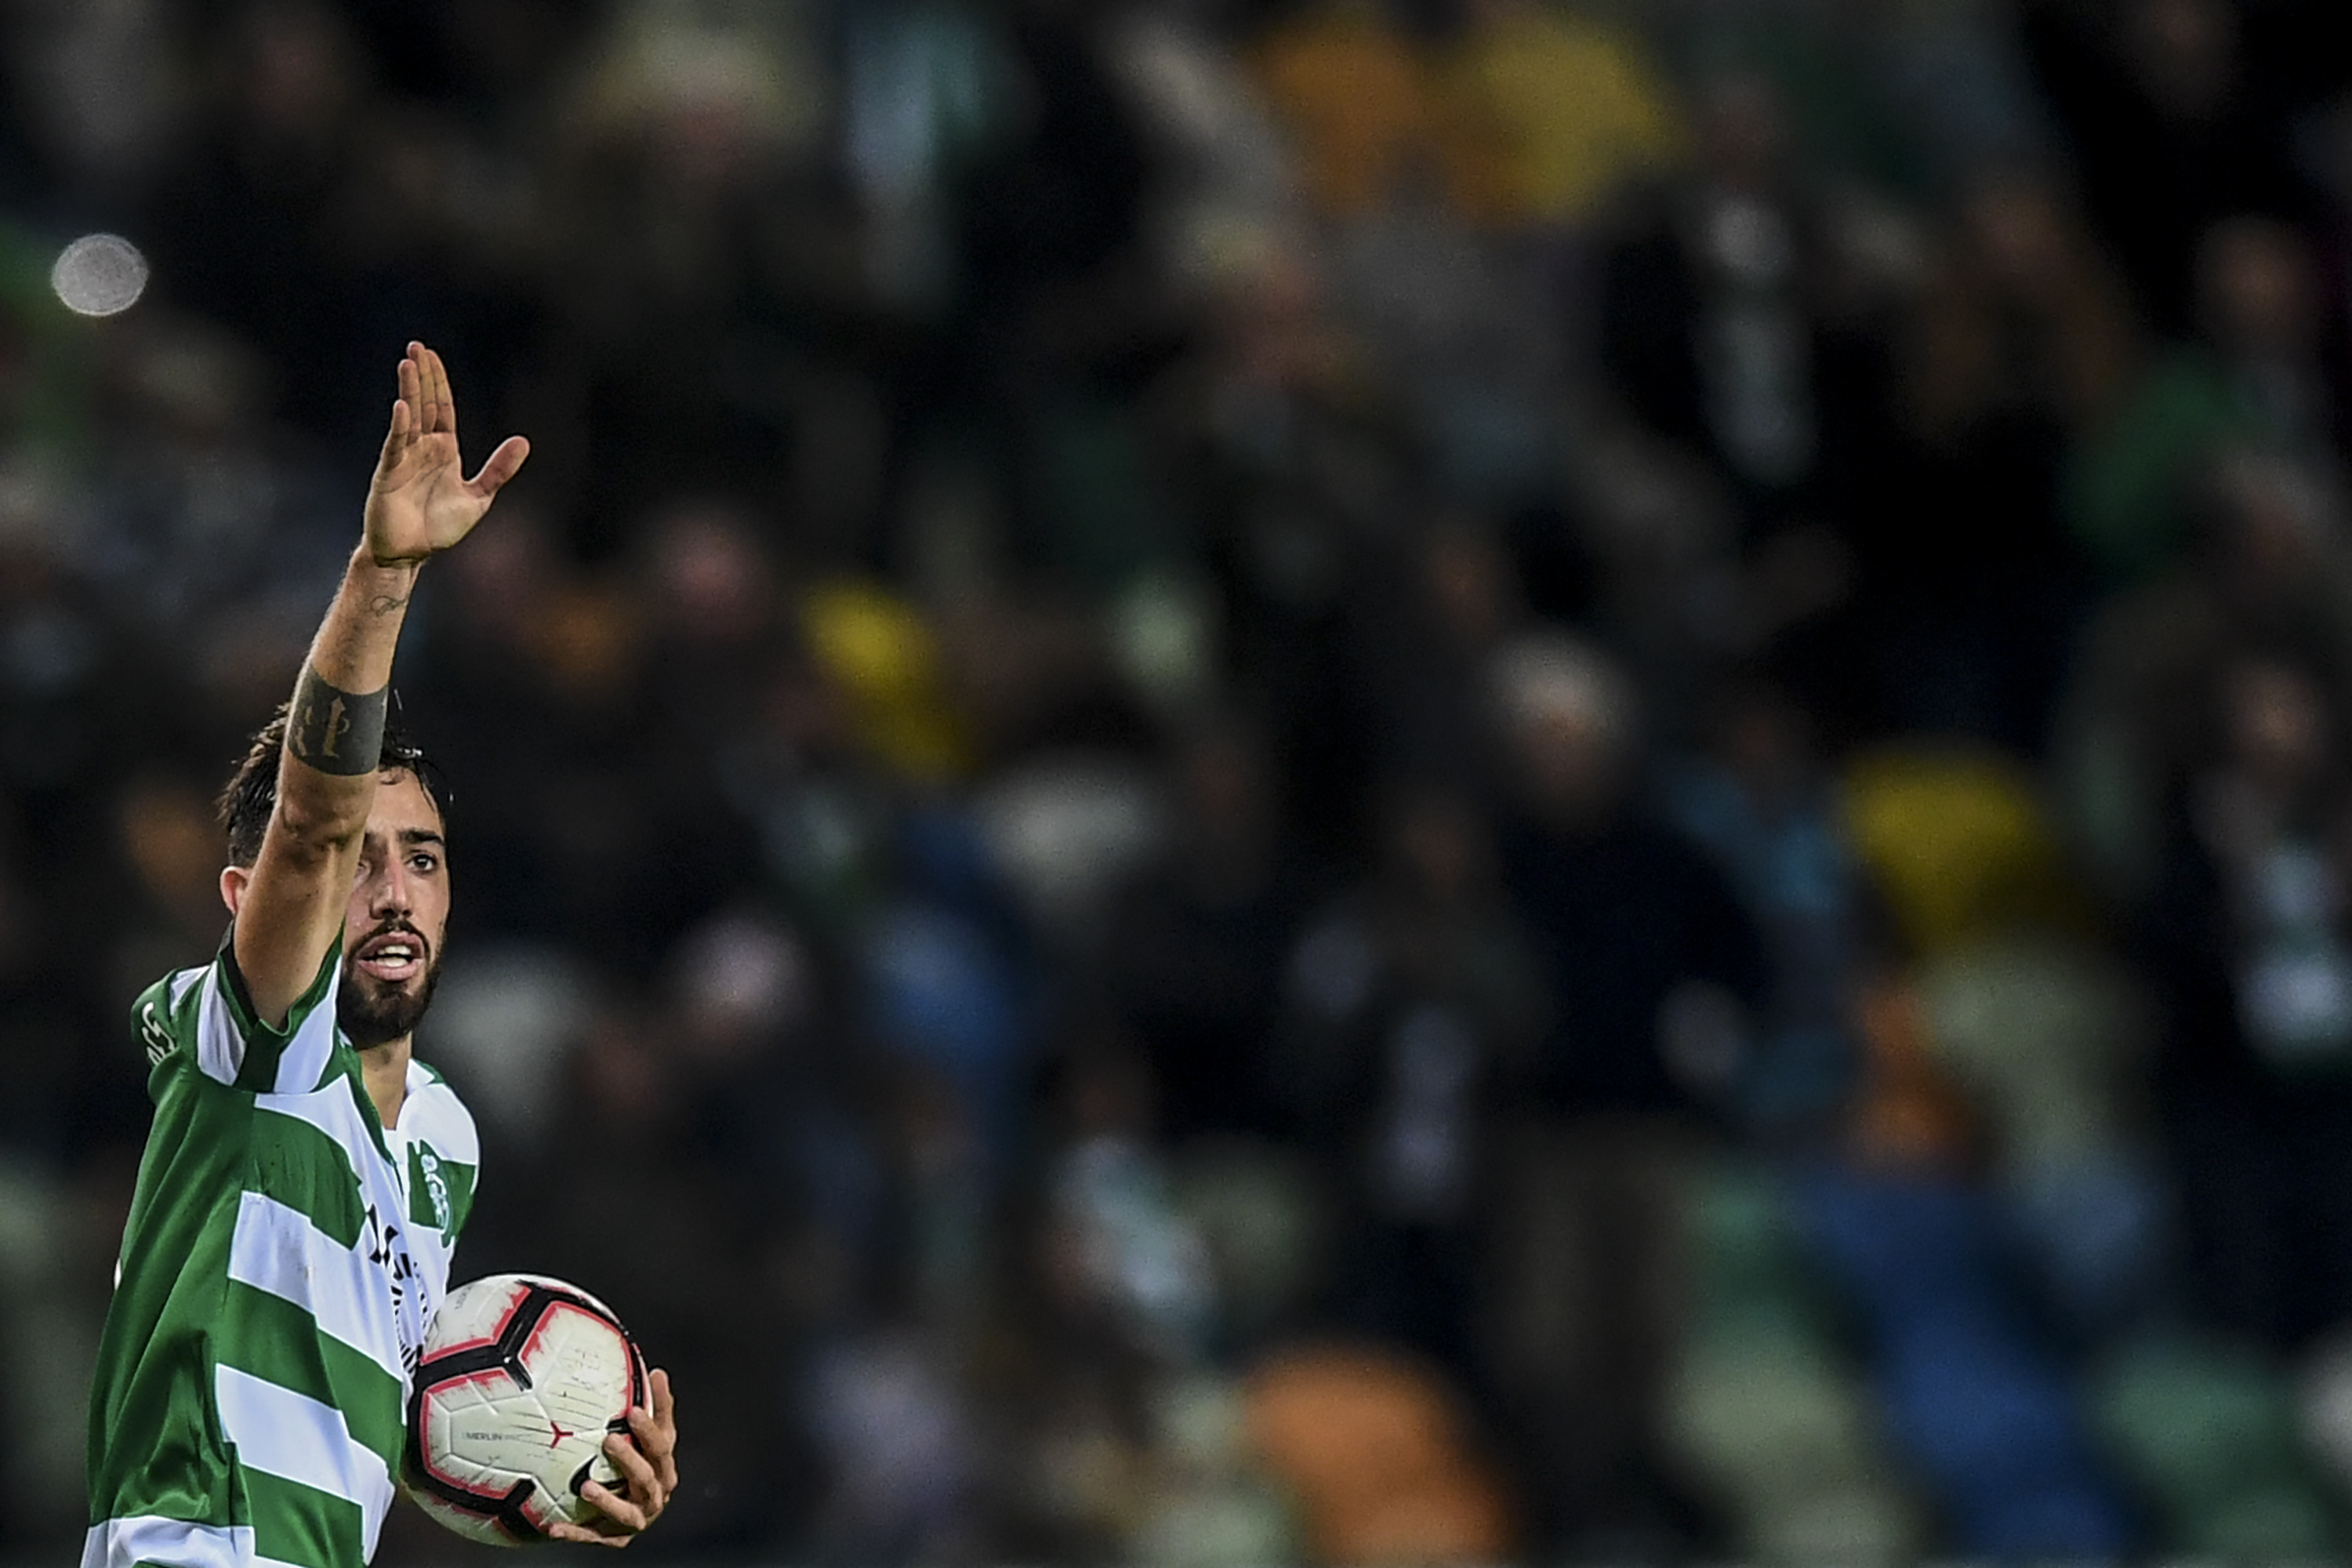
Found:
[9,0,2352,1561]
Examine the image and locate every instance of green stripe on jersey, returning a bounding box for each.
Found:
[217,1284,405,1468]
[247,1098,368,1249]
[238,1469,367,1568]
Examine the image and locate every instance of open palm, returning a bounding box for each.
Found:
[364,343,529,565]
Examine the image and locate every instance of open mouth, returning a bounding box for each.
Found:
[354,930,427,985]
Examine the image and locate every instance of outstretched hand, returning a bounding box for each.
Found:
[365,342,528,567]
[548,1368,679,1548]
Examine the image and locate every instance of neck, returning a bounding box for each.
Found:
[360,1036,412,1130]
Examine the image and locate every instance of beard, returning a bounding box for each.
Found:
[338,924,445,1050]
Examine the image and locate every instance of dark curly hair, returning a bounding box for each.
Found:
[216,699,447,869]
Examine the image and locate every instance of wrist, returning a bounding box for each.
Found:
[350,550,421,618]
[360,545,426,575]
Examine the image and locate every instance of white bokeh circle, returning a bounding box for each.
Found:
[51,234,149,317]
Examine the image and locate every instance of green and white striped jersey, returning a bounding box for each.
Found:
[85,935,478,1568]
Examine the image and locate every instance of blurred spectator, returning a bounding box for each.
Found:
[1275,782,1543,1381]
[1793,1158,2134,1555]
[1491,631,1765,1116]
[2022,0,2325,334]
[1044,1039,1218,1364]
[1599,67,1835,529]
[1103,718,1303,1143]
[0,220,94,459]
[1146,232,1399,859]
[1356,515,1530,784]
[1867,164,2133,747]
[2059,446,2352,906]
[2069,215,2350,584]
[2146,648,2352,1348]
[1480,630,1764,1552]
[862,804,1037,1181]
[1663,675,1864,1140]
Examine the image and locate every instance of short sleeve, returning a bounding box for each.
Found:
[176,930,345,1094]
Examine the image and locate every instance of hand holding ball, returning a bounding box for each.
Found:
[403,1274,648,1545]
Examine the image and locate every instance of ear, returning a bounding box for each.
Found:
[220,865,251,917]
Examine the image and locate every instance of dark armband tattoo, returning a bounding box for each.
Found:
[285,666,390,775]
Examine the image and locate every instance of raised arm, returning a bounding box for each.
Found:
[231,343,528,1025]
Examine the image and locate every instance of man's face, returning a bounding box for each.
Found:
[339,768,449,1050]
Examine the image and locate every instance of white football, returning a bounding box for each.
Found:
[402,1273,648,1546]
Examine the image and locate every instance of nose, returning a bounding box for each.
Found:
[365,855,414,920]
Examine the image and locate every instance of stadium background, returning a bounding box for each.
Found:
[9,0,2352,1560]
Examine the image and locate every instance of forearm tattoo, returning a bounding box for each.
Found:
[286,665,390,775]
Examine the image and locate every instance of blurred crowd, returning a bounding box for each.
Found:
[10,0,2352,1560]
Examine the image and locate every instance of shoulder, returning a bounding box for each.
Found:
[131,961,238,1083]
[132,964,212,1040]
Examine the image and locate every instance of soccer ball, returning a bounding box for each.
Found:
[403,1273,648,1545]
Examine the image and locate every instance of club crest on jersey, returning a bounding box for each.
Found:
[411,1144,453,1236]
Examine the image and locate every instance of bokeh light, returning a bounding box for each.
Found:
[49,233,148,317]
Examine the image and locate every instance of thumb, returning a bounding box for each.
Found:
[466,435,531,501]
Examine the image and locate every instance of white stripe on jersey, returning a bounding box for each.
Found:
[272,984,340,1094]
[226,1191,407,1388]
[194,967,243,1086]
[214,1367,395,1554]
[81,1515,256,1568]
[402,1067,480,1166]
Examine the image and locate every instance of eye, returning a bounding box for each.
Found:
[408,851,440,875]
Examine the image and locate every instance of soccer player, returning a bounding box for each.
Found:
[83,345,680,1566]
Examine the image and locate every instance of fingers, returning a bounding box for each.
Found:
[405,343,431,434]
[572,1370,677,1545]
[603,1430,660,1501]
[467,434,530,499]
[545,1520,632,1549]
[638,1370,677,1458]
[406,343,448,437]
[580,1479,649,1534]
[374,354,422,474]
[373,394,412,481]
[635,1370,679,1494]
[423,344,456,440]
